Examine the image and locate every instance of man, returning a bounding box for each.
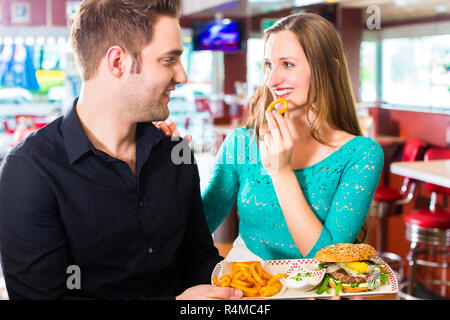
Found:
[0,0,241,300]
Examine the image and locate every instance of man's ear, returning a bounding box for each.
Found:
[106,46,127,78]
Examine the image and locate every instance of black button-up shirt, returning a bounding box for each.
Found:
[0,99,222,299]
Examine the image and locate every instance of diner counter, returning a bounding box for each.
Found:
[391,160,450,188]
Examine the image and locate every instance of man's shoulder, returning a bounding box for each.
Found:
[159,136,198,168]
[7,117,64,159]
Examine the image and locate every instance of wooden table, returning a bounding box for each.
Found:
[375,135,406,147]
[390,160,450,188]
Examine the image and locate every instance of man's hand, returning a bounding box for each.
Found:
[153,119,192,142]
[176,284,243,300]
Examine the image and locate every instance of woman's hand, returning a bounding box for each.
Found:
[153,119,192,142]
[259,109,294,177]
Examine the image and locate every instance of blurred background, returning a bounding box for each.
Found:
[0,0,449,300]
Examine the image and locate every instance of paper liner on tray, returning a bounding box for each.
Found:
[218,236,279,278]
[212,236,286,297]
[212,255,399,299]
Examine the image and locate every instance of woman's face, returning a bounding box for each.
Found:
[264,30,311,112]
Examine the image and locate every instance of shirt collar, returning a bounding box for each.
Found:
[135,118,165,167]
[61,98,95,165]
[62,98,165,165]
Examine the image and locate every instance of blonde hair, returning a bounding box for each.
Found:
[245,13,362,144]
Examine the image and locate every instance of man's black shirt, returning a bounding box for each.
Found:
[0,99,222,299]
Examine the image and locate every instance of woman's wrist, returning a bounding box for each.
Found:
[269,168,296,183]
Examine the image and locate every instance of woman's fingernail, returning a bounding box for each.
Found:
[234,289,243,298]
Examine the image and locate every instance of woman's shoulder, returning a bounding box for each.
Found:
[222,126,255,144]
[345,135,384,163]
[216,126,259,167]
[232,126,254,137]
[351,135,383,153]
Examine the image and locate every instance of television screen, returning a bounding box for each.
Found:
[192,20,242,51]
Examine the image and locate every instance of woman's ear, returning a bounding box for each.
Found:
[334,58,340,71]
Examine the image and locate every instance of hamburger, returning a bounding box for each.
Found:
[314,243,390,295]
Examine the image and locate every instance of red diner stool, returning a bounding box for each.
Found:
[400,148,450,300]
[371,137,426,279]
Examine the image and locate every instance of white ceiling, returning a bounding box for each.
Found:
[340,0,450,22]
[183,0,450,22]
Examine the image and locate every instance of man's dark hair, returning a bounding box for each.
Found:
[71,0,181,81]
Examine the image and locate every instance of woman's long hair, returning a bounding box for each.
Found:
[245,13,369,243]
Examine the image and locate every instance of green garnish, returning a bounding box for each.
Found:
[380,271,389,285]
[290,272,313,281]
[334,280,342,296]
[315,275,331,294]
[318,263,328,270]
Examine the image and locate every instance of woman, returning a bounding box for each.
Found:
[158,13,383,260]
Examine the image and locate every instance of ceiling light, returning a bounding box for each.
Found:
[394,0,420,7]
[435,5,449,13]
[294,0,325,6]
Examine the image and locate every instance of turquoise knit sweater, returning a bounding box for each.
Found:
[202,127,384,260]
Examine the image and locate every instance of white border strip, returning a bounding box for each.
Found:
[363,20,450,41]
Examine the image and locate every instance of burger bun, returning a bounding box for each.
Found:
[314,243,377,262]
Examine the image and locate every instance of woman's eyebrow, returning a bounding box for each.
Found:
[278,57,299,61]
[264,57,299,62]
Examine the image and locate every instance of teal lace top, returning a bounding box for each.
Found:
[202,127,384,260]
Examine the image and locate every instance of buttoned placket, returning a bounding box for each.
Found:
[135,163,157,260]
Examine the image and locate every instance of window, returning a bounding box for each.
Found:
[361,22,450,112]
[11,3,31,24]
[360,40,377,103]
[382,34,450,109]
[246,37,264,97]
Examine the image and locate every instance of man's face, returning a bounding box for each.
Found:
[122,15,187,122]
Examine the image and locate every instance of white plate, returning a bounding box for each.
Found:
[211,257,399,299]
[281,264,326,290]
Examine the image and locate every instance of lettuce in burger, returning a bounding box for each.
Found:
[314,243,390,295]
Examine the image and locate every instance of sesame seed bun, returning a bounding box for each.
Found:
[314,243,377,263]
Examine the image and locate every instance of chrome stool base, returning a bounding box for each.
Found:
[406,224,450,246]
[378,251,405,282]
[370,201,405,282]
[401,224,450,300]
[397,282,423,300]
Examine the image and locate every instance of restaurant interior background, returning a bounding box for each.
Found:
[0,0,449,300]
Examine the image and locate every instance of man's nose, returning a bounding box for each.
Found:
[173,64,188,85]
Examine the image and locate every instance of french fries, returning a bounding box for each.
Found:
[212,261,286,297]
[267,98,288,115]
